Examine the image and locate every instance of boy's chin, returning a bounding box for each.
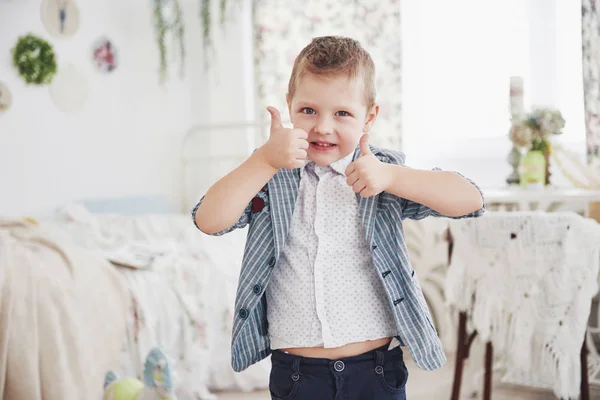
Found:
[310,153,339,167]
[313,160,332,167]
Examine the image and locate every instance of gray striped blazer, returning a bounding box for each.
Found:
[192,144,485,372]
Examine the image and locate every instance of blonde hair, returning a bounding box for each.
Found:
[287,36,376,108]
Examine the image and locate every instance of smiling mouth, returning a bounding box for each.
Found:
[311,142,336,147]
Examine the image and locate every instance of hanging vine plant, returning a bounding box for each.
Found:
[11,33,57,85]
[219,0,228,24]
[200,0,229,50]
[153,0,185,82]
[200,0,211,50]
[153,0,233,81]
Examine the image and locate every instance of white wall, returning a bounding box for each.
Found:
[0,0,253,217]
[1,0,587,217]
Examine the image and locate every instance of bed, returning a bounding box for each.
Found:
[0,203,273,400]
[0,121,274,400]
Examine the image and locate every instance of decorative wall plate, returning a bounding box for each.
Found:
[49,64,89,113]
[92,37,118,73]
[0,82,13,113]
[41,0,81,38]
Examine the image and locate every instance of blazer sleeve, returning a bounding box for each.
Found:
[191,195,253,236]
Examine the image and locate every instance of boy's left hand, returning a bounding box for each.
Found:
[345,134,392,198]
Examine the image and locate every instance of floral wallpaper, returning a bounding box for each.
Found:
[253,0,403,150]
[582,0,600,168]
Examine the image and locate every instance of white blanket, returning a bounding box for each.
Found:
[53,205,270,397]
[446,211,600,399]
[0,218,129,400]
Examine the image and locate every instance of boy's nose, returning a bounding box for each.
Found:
[314,117,333,135]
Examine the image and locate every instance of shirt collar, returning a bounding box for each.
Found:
[330,152,354,175]
[302,152,354,177]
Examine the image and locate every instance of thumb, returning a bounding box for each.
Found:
[359,133,371,156]
[266,106,283,131]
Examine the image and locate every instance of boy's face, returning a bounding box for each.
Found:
[287,72,378,167]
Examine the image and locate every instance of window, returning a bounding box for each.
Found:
[401,0,586,186]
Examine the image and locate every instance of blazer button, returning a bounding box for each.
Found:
[393,298,405,306]
[253,284,262,295]
[238,308,249,319]
[268,256,276,268]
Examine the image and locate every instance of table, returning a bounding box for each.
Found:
[481,186,600,217]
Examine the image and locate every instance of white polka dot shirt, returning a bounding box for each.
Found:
[266,153,398,350]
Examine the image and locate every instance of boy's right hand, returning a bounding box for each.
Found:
[260,106,309,170]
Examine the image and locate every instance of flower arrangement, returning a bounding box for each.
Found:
[509,107,565,152]
[509,107,565,187]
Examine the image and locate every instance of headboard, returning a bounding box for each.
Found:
[180,120,292,213]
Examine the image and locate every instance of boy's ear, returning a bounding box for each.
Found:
[363,104,379,132]
[286,94,293,123]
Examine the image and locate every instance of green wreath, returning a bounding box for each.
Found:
[11,33,57,85]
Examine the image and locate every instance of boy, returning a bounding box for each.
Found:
[193,36,484,399]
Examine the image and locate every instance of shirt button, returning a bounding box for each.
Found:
[268,256,276,268]
[333,360,345,372]
[291,372,300,382]
[238,308,249,319]
[253,284,262,295]
[375,365,384,374]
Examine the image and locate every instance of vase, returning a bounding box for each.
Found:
[519,150,546,189]
[505,145,522,185]
[543,149,551,186]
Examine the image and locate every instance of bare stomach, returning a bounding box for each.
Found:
[281,337,393,359]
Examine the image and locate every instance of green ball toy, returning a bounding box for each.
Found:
[103,347,176,400]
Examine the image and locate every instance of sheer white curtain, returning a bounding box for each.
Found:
[401,0,585,188]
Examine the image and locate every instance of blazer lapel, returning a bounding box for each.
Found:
[268,168,300,258]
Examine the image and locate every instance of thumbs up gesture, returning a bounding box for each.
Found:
[345,134,392,198]
[261,106,309,170]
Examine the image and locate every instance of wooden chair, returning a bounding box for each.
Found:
[445,212,599,400]
[449,311,589,400]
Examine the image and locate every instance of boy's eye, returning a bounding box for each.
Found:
[301,107,316,115]
[336,111,350,117]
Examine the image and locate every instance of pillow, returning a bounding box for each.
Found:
[77,195,171,215]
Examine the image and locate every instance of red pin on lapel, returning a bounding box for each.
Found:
[251,197,265,213]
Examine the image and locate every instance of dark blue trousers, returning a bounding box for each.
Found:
[269,344,409,400]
